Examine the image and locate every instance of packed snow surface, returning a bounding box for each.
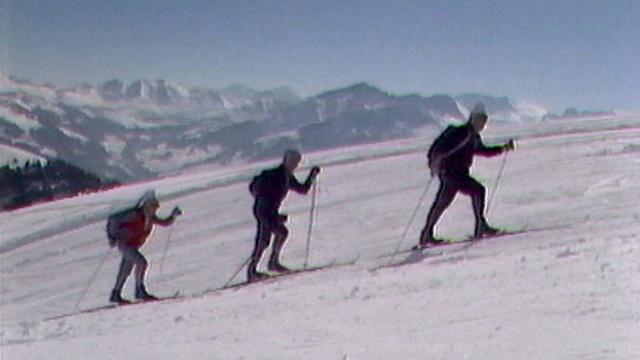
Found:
[1,116,639,359]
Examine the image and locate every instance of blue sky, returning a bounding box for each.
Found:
[2,0,639,112]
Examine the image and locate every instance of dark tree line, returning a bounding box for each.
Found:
[0,159,120,211]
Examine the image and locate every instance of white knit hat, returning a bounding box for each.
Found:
[470,103,487,116]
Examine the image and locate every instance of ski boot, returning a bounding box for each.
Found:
[267,260,291,273]
[474,221,500,239]
[109,289,131,304]
[135,286,158,301]
[417,229,447,248]
[247,270,270,283]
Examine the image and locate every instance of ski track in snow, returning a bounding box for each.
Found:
[1,116,640,359]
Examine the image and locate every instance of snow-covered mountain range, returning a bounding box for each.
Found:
[1,75,553,181]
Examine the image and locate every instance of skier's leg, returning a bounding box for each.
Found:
[111,254,134,302]
[420,177,457,243]
[458,175,486,223]
[247,221,272,280]
[117,245,151,299]
[132,254,150,298]
[458,175,497,237]
[268,224,290,272]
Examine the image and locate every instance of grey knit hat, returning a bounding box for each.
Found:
[136,190,159,208]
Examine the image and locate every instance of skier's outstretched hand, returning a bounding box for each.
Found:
[310,166,321,177]
[504,139,516,151]
[172,206,183,217]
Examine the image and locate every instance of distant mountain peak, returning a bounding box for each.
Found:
[220,84,299,102]
[348,82,379,91]
[316,82,388,100]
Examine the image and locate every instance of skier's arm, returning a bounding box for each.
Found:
[289,167,321,194]
[474,137,516,157]
[152,207,183,226]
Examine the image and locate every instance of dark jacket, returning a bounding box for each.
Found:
[428,123,505,175]
[249,165,315,218]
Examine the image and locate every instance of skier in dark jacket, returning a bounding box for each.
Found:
[108,190,182,303]
[247,149,321,281]
[419,103,515,247]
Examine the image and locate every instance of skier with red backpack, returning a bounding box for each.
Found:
[106,190,182,303]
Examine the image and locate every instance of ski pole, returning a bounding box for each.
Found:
[74,247,112,312]
[388,176,435,264]
[223,254,252,288]
[159,225,175,275]
[487,152,509,216]
[159,207,182,275]
[304,181,319,269]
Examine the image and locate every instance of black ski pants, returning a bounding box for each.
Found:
[423,172,487,236]
[248,198,289,275]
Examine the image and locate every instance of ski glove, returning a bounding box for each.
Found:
[503,139,516,151]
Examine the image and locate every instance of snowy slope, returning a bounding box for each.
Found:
[1,116,639,359]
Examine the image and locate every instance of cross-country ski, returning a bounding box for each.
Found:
[46,291,182,321]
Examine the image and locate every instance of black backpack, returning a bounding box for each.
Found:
[249,166,284,197]
[249,168,278,197]
[248,172,263,197]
